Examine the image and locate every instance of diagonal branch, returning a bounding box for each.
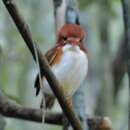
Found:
[2,0,83,130]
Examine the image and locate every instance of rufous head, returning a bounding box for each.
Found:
[57,24,86,46]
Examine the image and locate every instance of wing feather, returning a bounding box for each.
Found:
[34,46,59,96]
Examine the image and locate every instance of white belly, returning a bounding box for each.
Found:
[43,44,88,97]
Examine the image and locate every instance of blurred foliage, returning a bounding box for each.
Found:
[79,0,96,9]
[79,0,121,10]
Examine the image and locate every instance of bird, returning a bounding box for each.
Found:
[34,23,88,108]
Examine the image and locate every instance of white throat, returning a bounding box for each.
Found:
[63,44,80,52]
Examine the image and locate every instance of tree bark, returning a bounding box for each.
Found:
[112,39,127,102]
[95,0,113,116]
[121,0,130,129]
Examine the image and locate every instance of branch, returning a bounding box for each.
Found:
[121,0,130,68]
[2,0,83,130]
[0,89,62,125]
[121,0,130,129]
[112,39,127,101]
[87,117,113,130]
[0,90,113,130]
[0,89,113,130]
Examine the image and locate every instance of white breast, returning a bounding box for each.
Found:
[43,44,88,97]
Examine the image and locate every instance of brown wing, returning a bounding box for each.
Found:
[45,46,59,65]
[79,42,88,53]
[34,46,62,96]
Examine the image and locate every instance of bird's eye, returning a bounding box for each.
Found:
[63,36,67,41]
[80,39,83,42]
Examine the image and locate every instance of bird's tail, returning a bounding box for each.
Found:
[40,93,55,109]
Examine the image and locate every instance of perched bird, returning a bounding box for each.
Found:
[34,24,88,108]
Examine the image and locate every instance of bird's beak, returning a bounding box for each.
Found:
[67,37,80,46]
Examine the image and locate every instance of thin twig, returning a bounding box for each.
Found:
[2,0,83,130]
